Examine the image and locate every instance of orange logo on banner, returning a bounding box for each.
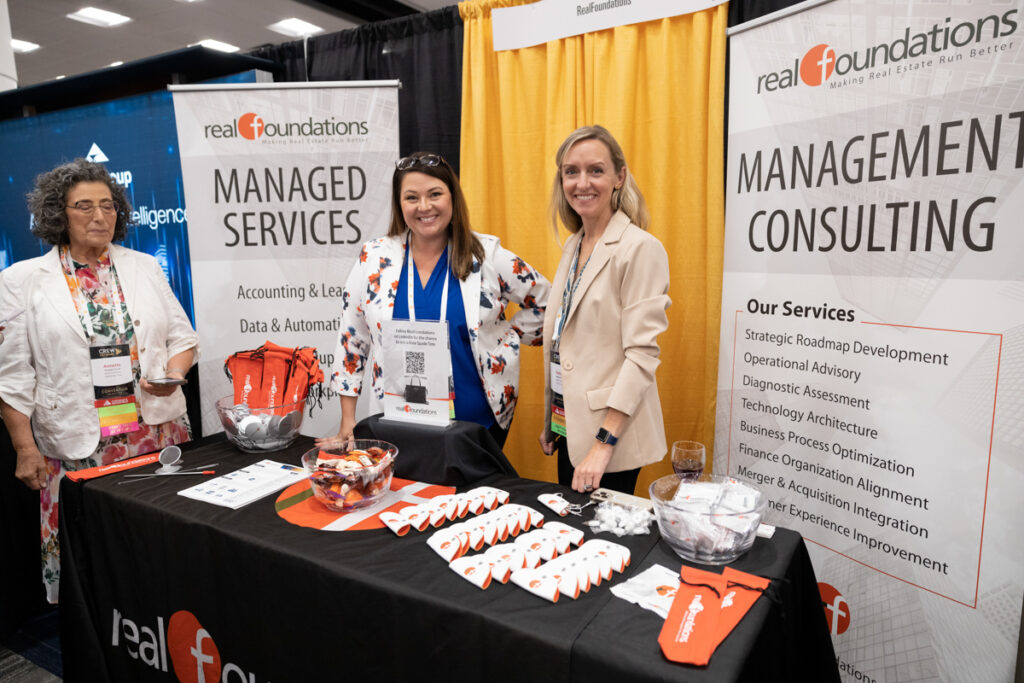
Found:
[800,44,836,86]
[238,112,265,140]
[167,611,222,683]
[819,582,851,635]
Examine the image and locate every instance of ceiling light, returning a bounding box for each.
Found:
[108,61,123,67]
[67,7,132,27]
[194,39,239,53]
[55,74,67,80]
[268,18,324,38]
[11,39,40,53]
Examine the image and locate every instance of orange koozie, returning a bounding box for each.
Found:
[717,567,771,639]
[658,567,726,666]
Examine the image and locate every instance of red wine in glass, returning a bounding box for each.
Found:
[673,458,703,481]
[671,440,705,481]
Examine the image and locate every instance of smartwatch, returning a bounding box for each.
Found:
[595,428,618,446]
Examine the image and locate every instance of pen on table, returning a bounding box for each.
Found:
[120,471,217,480]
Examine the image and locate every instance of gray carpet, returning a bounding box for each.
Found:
[0,608,62,681]
[0,645,61,682]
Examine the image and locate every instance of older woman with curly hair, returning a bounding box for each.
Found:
[0,159,198,602]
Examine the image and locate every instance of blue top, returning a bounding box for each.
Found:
[393,246,495,428]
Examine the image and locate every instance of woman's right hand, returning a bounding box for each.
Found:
[315,417,356,447]
[538,430,556,455]
[15,446,48,490]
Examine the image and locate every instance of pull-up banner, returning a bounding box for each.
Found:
[171,81,400,437]
[718,1,1022,680]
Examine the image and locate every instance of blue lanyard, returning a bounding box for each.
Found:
[405,238,450,323]
[552,236,589,349]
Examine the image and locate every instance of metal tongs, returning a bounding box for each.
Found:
[117,446,218,484]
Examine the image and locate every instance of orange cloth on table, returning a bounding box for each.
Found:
[658,565,771,666]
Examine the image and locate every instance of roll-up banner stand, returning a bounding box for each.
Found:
[170,81,400,437]
[718,1,1022,680]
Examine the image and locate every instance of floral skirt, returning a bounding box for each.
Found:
[40,415,191,603]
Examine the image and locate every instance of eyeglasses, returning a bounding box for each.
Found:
[66,200,119,215]
[396,154,442,170]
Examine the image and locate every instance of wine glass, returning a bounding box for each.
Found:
[671,440,706,481]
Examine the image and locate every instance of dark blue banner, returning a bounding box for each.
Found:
[0,71,260,324]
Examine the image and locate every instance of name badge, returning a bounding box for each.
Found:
[90,344,139,435]
[549,351,566,437]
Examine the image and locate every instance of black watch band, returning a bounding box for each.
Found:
[595,428,618,446]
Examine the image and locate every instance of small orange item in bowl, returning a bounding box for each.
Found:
[301,440,398,513]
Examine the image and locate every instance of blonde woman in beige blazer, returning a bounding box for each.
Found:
[539,126,671,494]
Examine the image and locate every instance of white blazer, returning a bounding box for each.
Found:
[0,245,199,461]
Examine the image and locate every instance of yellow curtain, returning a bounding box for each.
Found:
[459,0,727,494]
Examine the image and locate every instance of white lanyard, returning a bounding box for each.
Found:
[405,239,450,323]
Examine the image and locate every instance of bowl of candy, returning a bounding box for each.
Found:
[649,474,767,565]
[300,440,398,512]
[216,396,305,452]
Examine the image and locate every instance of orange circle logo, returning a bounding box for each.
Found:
[167,610,222,683]
[800,44,836,87]
[818,582,850,635]
[238,112,265,140]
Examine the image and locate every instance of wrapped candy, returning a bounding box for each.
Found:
[584,501,655,536]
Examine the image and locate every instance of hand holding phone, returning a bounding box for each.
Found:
[146,377,188,386]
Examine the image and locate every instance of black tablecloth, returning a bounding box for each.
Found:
[0,422,49,639]
[354,413,517,486]
[59,434,838,682]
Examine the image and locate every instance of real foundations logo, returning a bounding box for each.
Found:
[203,111,369,140]
[755,9,1018,93]
[818,582,851,636]
[112,607,262,682]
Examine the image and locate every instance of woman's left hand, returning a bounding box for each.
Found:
[140,369,184,398]
[571,442,615,493]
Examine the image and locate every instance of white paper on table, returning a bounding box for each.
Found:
[177,459,305,509]
[609,564,681,619]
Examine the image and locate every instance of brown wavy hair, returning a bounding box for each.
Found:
[387,152,483,280]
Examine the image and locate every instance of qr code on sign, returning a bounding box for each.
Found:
[405,351,425,374]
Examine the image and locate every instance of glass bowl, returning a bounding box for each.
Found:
[649,474,767,565]
[216,395,305,452]
[300,440,398,512]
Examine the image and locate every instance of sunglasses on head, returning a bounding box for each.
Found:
[396,154,443,170]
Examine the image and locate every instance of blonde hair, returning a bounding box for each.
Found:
[548,125,650,235]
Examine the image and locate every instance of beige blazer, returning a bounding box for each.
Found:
[542,211,670,472]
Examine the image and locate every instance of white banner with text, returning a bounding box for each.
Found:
[171,82,399,438]
[719,1,1023,680]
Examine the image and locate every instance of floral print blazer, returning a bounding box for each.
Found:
[330,232,550,429]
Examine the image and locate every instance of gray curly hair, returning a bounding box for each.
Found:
[27,158,132,246]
